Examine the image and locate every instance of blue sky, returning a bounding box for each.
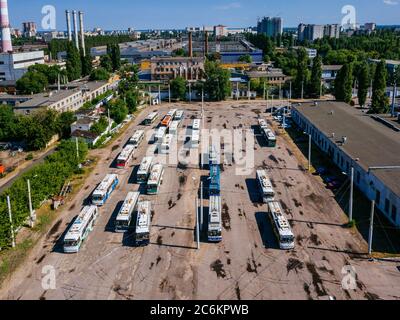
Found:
[9,0,400,31]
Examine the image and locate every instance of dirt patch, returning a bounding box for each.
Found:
[222,203,231,231]
[293,199,303,208]
[287,258,304,274]
[269,155,279,164]
[310,233,322,246]
[210,260,227,279]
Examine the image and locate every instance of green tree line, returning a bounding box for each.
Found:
[0,139,88,249]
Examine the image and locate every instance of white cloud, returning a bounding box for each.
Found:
[383,0,399,5]
[214,2,242,10]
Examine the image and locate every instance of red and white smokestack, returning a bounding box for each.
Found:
[72,10,79,50]
[0,0,12,53]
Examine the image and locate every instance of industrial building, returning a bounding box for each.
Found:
[192,38,263,63]
[0,0,45,82]
[257,17,283,37]
[292,101,400,227]
[13,80,118,115]
[150,56,205,81]
[22,22,37,37]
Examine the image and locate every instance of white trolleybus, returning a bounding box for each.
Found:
[192,119,201,131]
[167,109,178,119]
[137,156,153,183]
[169,120,180,136]
[257,170,275,203]
[208,195,223,242]
[258,118,268,130]
[268,201,295,250]
[191,129,200,149]
[144,112,159,126]
[147,164,164,195]
[262,128,277,147]
[135,201,152,246]
[116,144,135,168]
[129,130,145,148]
[175,110,184,121]
[63,206,99,253]
[160,134,174,154]
[115,192,140,233]
[154,126,167,143]
[92,174,119,206]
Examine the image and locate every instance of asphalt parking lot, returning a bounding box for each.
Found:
[1,100,400,300]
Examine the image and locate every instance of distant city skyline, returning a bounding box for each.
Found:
[8,0,400,31]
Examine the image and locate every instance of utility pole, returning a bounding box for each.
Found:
[75,137,80,161]
[158,84,161,105]
[236,82,239,101]
[27,179,36,228]
[196,197,200,250]
[349,167,354,222]
[189,82,192,103]
[148,85,151,106]
[201,88,205,169]
[289,81,292,101]
[7,196,15,248]
[301,81,304,100]
[320,81,323,99]
[368,200,375,256]
[308,133,312,172]
[248,81,251,101]
[263,81,266,101]
[391,67,397,117]
[200,181,204,230]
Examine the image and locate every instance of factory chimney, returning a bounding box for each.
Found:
[65,10,72,42]
[78,11,86,56]
[188,31,193,58]
[0,0,12,53]
[72,10,79,50]
[204,31,209,57]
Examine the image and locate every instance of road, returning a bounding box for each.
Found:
[1,101,399,300]
[0,147,57,195]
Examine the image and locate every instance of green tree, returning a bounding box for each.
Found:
[89,67,110,81]
[371,60,389,114]
[204,61,231,101]
[0,105,17,141]
[357,62,370,108]
[66,43,82,81]
[100,55,113,72]
[81,53,93,77]
[16,71,48,94]
[57,112,76,139]
[110,44,121,71]
[308,55,323,98]
[238,54,252,63]
[125,90,139,113]
[294,48,310,98]
[90,116,109,135]
[108,99,128,124]
[334,62,353,103]
[170,76,187,101]
[172,48,186,57]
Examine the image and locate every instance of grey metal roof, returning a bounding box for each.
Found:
[294,101,400,197]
